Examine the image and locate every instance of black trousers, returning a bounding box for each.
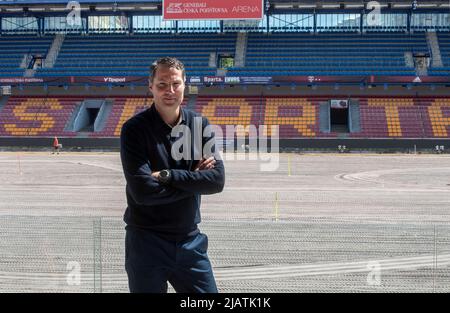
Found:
[125,225,218,293]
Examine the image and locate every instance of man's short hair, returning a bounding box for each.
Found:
[149,57,186,83]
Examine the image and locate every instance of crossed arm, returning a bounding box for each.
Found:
[120,122,225,206]
[151,156,216,178]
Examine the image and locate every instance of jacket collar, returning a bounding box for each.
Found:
[149,103,186,131]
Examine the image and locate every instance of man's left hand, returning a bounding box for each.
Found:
[194,157,216,171]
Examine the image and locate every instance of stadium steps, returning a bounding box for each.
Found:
[208,52,217,67]
[319,103,330,133]
[23,69,36,77]
[19,54,31,69]
[186,94,197,111]
[404,52,414,68]
[426,31,444,68]
[349,101,361,133]
[64,101,83,132]
[93,99,114,132]
[43,33,65,68]
[0,96,9,113]
[331,123,349,134]
[235,32,247,67]
[75,131,92,138]
[79,125,94,132]
[335,129,350,139]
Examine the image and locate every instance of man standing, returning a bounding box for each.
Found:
[120,57,225,293]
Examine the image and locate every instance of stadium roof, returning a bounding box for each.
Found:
[0,0,449,7]
[0,0,449,13]
[0,0,159,4]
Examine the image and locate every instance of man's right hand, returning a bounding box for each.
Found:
[194,157,216,171]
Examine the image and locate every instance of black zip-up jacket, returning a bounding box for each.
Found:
[120,104,225,240]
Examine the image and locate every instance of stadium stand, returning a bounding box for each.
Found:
[426,98,450,138]
[0,31,431,78]
[36,33,236,77]
[2,96,448,139]
[0,1,449,148]
[229,32,427,76]
[0,35,53,77]
[196,96,263,137]
[429,33,450,76]
[93,97,153,137]
[0,96,79,137]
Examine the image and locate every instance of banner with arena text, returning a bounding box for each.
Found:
[163,0,264,20]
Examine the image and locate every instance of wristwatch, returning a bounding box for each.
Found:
[158,169,171,185]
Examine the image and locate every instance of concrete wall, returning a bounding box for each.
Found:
[1,137,448,153]
[8,84,450,98]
